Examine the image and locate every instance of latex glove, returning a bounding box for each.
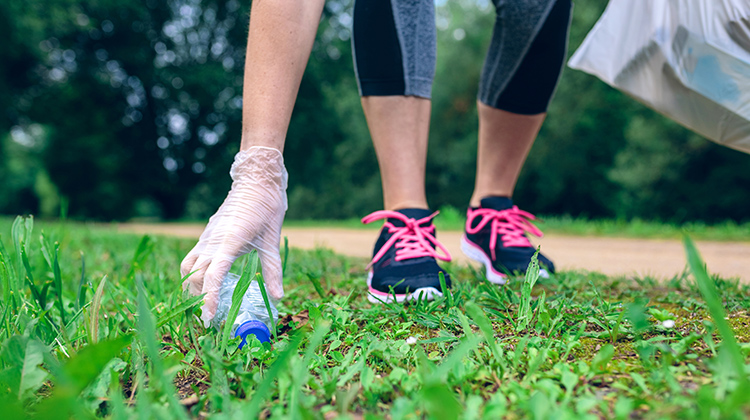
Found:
[181,146,288,327]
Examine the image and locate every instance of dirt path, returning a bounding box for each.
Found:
[118,223,750,281]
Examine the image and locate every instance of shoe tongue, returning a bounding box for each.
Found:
[479,196,513,211]
[388,208,433,227]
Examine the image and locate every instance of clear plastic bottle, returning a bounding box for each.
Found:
[212,273,278,348]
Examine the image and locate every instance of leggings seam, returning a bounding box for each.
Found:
[389,0,411,95]
[484,0,559,107]
[351,7,362,96]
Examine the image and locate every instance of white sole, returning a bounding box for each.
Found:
[460,235,549,284]
[366,271,443,304]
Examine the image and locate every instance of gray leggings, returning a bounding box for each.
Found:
[352,0,572,115]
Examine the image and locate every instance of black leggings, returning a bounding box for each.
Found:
[352,0,572,115]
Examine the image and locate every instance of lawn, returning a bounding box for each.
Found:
[1,216,749,419]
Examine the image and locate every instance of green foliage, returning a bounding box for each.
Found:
[516,250,540,332]
[1,0,749,223]
[0,216,749,418]
[0,334,49,401]
[684,237,747,381]
[220,253,256,353]
[34,335,132,418]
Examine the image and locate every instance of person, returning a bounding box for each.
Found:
[353,0,571,302]
[181,0,326,326]
[182,0,571,325]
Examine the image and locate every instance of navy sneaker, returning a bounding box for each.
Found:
[461,196,554,284]
[361,209,452,303]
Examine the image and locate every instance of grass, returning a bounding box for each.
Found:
[1,215,750,419]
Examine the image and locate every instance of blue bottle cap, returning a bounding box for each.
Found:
[235,320,271,348]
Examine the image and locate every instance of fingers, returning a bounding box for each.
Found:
[200,254,236,327]
[180,252,198,279]
[180,252,199,289]
[181,237,209,292]
[181,250,212,296]
[258,249,285,300]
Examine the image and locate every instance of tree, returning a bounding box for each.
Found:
[2,0,748,223]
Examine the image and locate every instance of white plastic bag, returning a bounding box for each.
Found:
[568,0,750,154]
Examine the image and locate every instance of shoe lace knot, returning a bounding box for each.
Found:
[465,206,543,260]
[361,210,452,269]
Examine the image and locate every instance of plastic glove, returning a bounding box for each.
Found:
[180,146,288,327]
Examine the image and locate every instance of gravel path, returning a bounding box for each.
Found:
[118,223,749,282]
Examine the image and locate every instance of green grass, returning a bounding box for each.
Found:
[1,216,750,419]
[281,207,750,242]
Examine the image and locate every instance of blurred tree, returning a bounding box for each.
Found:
[20,0,251,219]
[0,0,72,216]
[283,0,383,219]
[1,0,748,223]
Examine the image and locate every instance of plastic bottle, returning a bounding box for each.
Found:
[212,272,278,348]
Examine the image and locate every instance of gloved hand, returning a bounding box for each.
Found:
[181,146,288,327]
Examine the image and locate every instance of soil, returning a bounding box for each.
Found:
[118,223,750,282]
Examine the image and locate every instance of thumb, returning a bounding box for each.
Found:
[258,249,284,300]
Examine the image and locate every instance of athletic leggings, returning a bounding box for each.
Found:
[352,0,572,115]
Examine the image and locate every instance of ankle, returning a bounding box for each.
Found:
[469,193,512,209]
[384,199,429,212]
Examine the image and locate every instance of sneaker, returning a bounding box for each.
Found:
[461,196,554,284]
[361,209,452,303]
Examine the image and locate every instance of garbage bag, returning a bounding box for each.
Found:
[568,0,750,154]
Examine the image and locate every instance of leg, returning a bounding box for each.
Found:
[471,0,571,206]
[353,0,436,211]
[362,96,430,210]
[462,0,572,279]
[353,0,452,303]
[470,107,545,207]
[241,0,326,151]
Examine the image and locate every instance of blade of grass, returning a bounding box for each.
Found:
[220,252,258,353]
[52,243,65,324]
[63,302,90,335]
[40,239,66,326]
[11,216,32,292]
[307,270,326,300]
[76,252,86,312]
[516,248,540,332]
[282,236,289,276]
[439,271,453,308]
[156,294,205,329]
[429,335,481,383]
[464,301,505,369]
[0,239,13,308]
[135,273,188,420]
[290,320,331,416]
[21,246,46,311]
[89,275,107,344]
[243,332,304,418]
[127,235,154,281]
[683,236,746,381]
[254,272,277,342]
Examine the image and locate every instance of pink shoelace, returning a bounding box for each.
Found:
[465,206,543,261]
[361,210,452,269]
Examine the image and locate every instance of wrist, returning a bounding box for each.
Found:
[230,146,288,190]
[240,131,285,153]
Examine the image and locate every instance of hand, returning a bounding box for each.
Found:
[180,146,288,327]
